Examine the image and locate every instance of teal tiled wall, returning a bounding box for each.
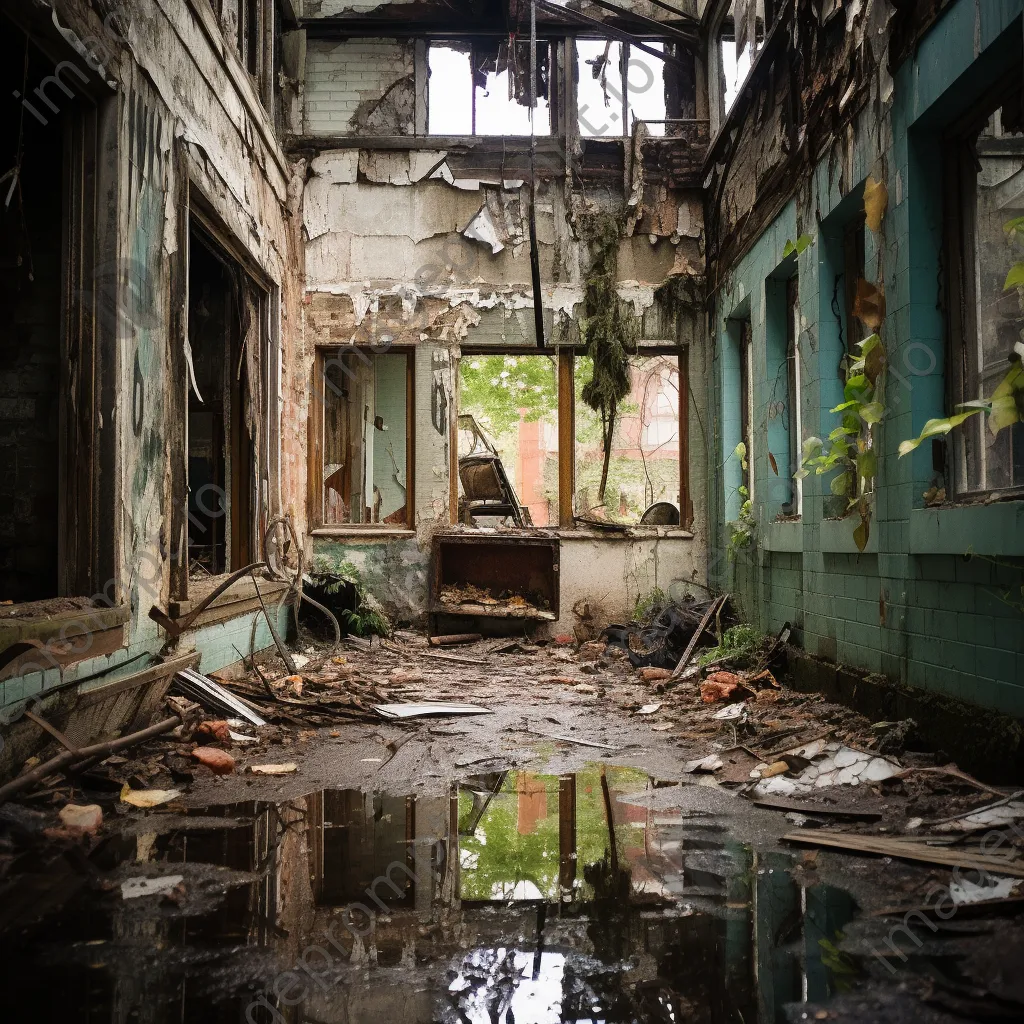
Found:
[710,0,1024,717]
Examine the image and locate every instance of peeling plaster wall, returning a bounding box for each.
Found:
[295,11,709,625]
[557,534,705,636]
[0,0,305,709]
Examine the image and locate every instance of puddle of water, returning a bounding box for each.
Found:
[0,766,859,1022]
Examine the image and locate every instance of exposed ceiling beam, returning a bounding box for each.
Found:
[580,0,698,46]
[534,0,694,70]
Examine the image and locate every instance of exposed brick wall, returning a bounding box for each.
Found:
[304,39,416,136]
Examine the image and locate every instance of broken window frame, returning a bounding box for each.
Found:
[0,14,120,605]
[944,74,1024,498]
[309,346,416,531]
[784,275,803,517]
[456,349,562,528]
[172,202,274,600]
[575,36,682,139]
[740,320,754,504]
[713,1,767,122]
[426,38,558,138]
[452,345,690,532]
[573,349,686,524]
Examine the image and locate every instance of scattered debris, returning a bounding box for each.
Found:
[429,633,483,646]
[121,875,184,900]
[191,747,236,775]
[58,803,103,832]
[781,830,1024,878]
[172,668,267,727]
[527,731,619,751]
[950,876,1021,906]
[752,743,900,796]
[248,763,298,775]
[684,754,724,773]
[372,702,493,719]
[120,786,181,808]
[700,672,754,703]
[637,703,662,715]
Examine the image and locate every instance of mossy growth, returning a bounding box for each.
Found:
[578,210,638,505]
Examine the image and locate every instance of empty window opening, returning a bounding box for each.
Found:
[947,79,1024,495]
[574,355,681,525]
[458,354,559,527]
[784,277,802,516]
[843,214,867,352]
[0,32,75,601]
[186,228,261,576]
[428,41,551,136]
[740,321,753,503]
[577,40,671,138]
[320,349,411,526]
[720,1,765,114]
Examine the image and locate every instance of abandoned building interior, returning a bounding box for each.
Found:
[1,0,1024,1021]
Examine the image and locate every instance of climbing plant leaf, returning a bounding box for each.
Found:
[782,234,814,258]
[1004,262,1024,291]
[863,176,888,233]
[897,411,981,456]
[853,517,870,552]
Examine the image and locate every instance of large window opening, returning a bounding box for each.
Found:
[574,354,681,525]
[718,1,767,115]
[577,40,672,138]
[457,354,559,527]
[317,348,412,527]
[947,77,1024,495]
[186,227,263,576]
[427,40,552,136]
[0,23,112,603]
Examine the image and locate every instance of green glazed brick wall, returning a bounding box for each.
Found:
[709,0,1024,718]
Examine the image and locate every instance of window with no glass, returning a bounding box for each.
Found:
[317,348,413,527]
[427,40,552,136]
[577,39,670,138]
[946,76,1024,496]
[457,354,559,528]
[574,355,682,524]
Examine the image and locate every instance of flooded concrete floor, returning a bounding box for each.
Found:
[1,637,1022,1022]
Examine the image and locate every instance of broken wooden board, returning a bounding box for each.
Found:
[781,830,1024,878]
[752,797,882,821]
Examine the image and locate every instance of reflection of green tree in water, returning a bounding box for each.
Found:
[458,768,646,902]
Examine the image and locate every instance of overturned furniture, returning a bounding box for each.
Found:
[456,414,532,527]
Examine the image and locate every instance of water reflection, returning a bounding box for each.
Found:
[0,768,858,1023]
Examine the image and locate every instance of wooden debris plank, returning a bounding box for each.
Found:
[752,797,882,821]
[669,594,727,681]
[781,829,1024,878]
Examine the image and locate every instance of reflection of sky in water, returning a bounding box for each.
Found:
[449,950,569,1024]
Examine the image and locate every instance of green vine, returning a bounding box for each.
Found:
[796,332,886,551]
[727,442,756,559]
[578,211,638,505]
